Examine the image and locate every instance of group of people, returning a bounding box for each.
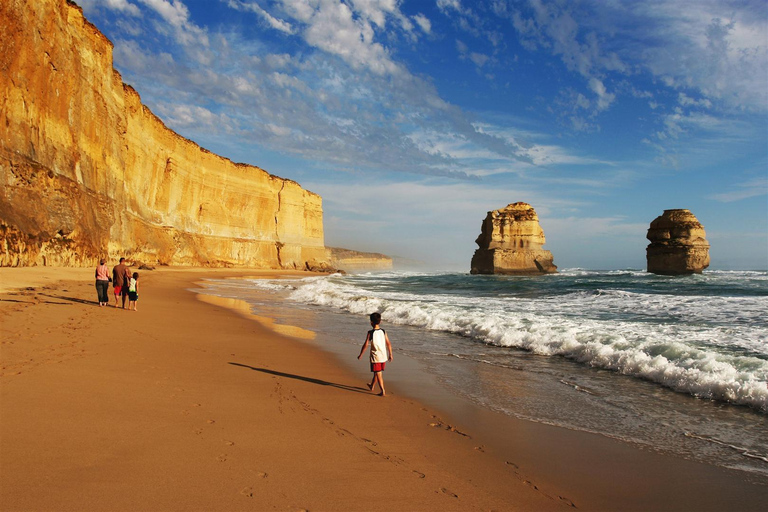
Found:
[94,257,140,310]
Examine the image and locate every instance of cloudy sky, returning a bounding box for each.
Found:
[79,0,767,270]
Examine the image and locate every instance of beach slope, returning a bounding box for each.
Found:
[1,267,766,511]
[0,268,566,511]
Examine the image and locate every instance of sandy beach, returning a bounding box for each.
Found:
[1,267,766,511]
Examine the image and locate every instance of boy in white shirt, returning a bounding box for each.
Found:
[357,312,393,396]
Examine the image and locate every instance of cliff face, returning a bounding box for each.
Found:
[0,0,329,269]
[646,209,710,275]
[328,247,393,272]
[470,202,557,275]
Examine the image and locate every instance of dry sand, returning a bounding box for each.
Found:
[1,267,766,511]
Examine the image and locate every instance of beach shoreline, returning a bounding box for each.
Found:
[1,267,766,511]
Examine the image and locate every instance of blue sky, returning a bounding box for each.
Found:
[79,0,767,270]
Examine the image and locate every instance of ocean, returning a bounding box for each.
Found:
[197,269,768,480]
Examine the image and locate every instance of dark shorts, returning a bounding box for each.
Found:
[371,362,386,372]
[128,291,138,301]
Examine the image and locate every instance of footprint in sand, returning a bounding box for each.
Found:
[440,487,458,498]
[217,454,228,462]
[428,421,470,438]
[240,471,268,497]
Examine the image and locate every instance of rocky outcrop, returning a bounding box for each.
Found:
[328,247,393,272]
[0,0,330,270]
[646,209,710,275]
[470,202,557,275]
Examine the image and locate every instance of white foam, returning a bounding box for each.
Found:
[247,273,768,412]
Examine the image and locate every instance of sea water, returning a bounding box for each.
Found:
[197,269,768,480]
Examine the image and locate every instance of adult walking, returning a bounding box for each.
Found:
[95,258,111,307]
[112,257,131,309]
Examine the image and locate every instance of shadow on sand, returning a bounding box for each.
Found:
[40,294,98,307]
[228,362,369,394]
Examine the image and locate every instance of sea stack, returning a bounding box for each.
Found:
[470,202,557,275]
[646,209,710,275]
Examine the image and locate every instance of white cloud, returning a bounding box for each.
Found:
[349,0,397,28]
[437,0,463,14]
[471,122,609,167]
[469,52,489,68]
[633,1,767,110]
[155,103,234,133]
[228,1,295,34]
[456,39,491,70]
[413,13,431,34]
[709,178,768,202]
[139,0,188,27]
[493,0,767,144]
[589,77,615,111]
[277,0,401,75]
[78,0,141,16]
[678,92,712,109]
[106,0,141,16]
[138,0,210,50]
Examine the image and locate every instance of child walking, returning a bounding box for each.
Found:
[357,312,393,396]
[127,272,139,311]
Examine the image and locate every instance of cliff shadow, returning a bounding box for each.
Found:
[228,362,369,394]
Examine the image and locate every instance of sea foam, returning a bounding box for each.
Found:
[250,271,768,412]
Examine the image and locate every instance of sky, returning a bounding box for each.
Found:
[78,0,768,270]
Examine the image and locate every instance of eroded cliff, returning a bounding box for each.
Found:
[0,0,329,269]
[470,202,557,275]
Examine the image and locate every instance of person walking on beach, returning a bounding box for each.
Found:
[112,257,131,308]
[127,272,139,311]
[94,258,111,307]
[357,312,393,396]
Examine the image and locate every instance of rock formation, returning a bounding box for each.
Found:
[0,0,330,270]
[470,202,557,275]
[646,209,710,275]
[328,247,393,272]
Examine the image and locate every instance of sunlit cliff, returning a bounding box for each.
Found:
[0,0,329,269]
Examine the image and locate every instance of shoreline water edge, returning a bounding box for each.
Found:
[1,267,766,511]
[197,269,768,478]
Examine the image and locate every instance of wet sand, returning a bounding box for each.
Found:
[1,267,765,511]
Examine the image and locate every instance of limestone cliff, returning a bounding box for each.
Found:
[0,0,330,269]
[470,202,557,275]
[646,209,710,275]
[328,247,393,272]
